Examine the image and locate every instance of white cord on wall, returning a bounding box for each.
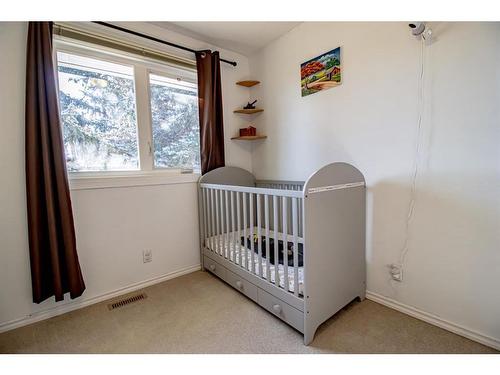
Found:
[398,37,426,270]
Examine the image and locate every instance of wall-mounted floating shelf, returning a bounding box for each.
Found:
[231,135,267,141]
[236,80,260,87]
[234,79,265,141]
[233,108,264,114]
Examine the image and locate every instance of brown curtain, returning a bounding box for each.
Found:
[195,50,225,174]
[25,22,85,303]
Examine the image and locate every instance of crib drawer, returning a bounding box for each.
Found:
[204,256,226,280]
[226,270,258,302]
[257,289,304,333]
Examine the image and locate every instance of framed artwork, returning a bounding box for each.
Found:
[300,47,341,97]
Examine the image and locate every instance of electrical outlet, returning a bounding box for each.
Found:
[143,250,152,263]
[390,264,403,282]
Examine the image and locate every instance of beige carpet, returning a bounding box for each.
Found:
[0,271,496,353]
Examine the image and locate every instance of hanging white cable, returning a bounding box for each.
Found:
[398,37,426,268]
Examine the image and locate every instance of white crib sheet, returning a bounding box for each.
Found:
[206,234,304,296]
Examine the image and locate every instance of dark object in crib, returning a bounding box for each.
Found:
[240,235,304,267]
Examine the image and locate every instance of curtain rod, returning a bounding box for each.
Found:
[92,22,237,67]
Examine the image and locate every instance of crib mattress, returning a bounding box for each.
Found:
[206,234,304,296]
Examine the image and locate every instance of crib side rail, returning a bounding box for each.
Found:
[200,183,303,198]
[199,183,304,297]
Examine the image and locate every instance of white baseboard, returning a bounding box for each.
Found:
[366,290,500,351]
[0,264,201,334]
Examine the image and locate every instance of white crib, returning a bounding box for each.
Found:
[198,162,366,345]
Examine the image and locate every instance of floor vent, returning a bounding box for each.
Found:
[108,293,147,310]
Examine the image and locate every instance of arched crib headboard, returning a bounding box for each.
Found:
[304,162,365,193]
[199,166,256,187]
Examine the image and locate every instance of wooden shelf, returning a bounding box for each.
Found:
[235,80,263,140]
[233,108,264,114]
[236,80,260,87]
[231,135,267,141]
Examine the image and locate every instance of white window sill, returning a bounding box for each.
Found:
[68,170,201,191]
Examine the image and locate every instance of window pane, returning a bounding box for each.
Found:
[149,73,200,169]
[57,51,139,172]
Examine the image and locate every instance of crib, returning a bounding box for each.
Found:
[198,162,366,345]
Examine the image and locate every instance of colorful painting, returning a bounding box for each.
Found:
[300,47,341,97]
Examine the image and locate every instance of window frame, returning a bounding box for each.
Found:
[53,36,201,189]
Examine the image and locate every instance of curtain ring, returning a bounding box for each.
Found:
[200,52,206,58]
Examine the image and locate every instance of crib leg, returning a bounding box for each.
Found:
[303,321,319,346]
[200,253,206,271]
[357,291,366,302]
[357,283,366,301]
[304,332,314,346]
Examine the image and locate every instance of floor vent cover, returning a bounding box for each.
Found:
[108,293,147,310]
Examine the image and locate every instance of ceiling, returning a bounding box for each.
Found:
[151,22,301,56]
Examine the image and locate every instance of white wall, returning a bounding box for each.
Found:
[249,22,500,345]
[0,22,252,329]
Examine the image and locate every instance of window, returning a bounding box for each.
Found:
[55,42,200,175]
[57,52,139,172]
[149,73,200,169]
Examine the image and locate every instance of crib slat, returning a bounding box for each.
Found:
[225,191,229,258]
[221,190,226,258]
[257,194,262,277]
[243,192,248,270]
[230,191,235,263]
[218,190,222,258]
[299,197,303,237]
[265,195,270,281]
[282,196,289,292]
[218,190,223,257]
[219,189,224,256]
[249,193,255,274]
[292,197,299,296]
[212,189,219,253]
[217,189,222,256]
[206,189,210,250]
[273,195,279,287]
[210,189,217,252]
[236,191,242,268]
[214,189,219,255]
[225,190,230,259]
[203,189,208,249]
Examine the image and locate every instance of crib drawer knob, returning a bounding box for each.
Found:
[272,304,282,314]
[209,264,216,271]
[236,280,243,289]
